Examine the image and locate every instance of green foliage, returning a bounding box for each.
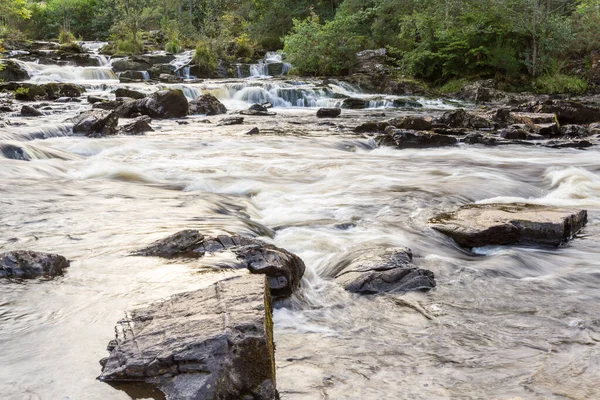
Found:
[533,73,588,95]
[58,28,75,44]
[115,36,144,56]
[232,34,255,59]
[438,78,470,94]
[193,40,217,72]
[165,39,181,54]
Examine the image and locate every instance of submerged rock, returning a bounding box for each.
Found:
[189,94,227,115]
[0,250,69,279]
[99,274,277,400]
[21,105,43,117]
[316,108,341,118]
[335,247,436,294]
[114,88,146,100]
[377,127,458,148]
[118,116,153,135]
[217,116,244,126]
[0,144,29,161]
[135,231,305,298]
[430,203,587,249]
[71,109,119,137]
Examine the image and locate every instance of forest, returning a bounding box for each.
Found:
[1,0,600,91]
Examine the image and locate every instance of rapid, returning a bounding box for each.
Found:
[1,44,599,400]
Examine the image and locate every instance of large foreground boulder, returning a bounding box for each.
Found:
[0,59,30,81]
[0,251,69,279]
[134,231,305,299]
[334,247,436,294]
[71,109,118,137]
[430,203,587,249]
[377,128,458,149]
[99,274,277,400]
[189,94,227,115]
[118,116,153,135]
[316,108,341,118]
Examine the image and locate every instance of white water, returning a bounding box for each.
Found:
[1,45,599,400]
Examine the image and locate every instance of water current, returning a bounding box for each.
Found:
[0,44,599,400]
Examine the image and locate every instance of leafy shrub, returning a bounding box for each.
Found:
[438,78,470,94]
[58,28,75,44]
[193,40,217,73]
[533,74,588,95]
[165,39,181,54]
[115,37,144,56]
[232,34,255,60]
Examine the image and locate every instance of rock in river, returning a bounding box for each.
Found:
[0,250,70,279]
[429,203,588,249]
[189,94,227,115]
[377,127,458,149]
[99,274,277,400]
[316,108,341,118]
[134,230,305,299]
[334,247,436,294]
[71,109,119,137]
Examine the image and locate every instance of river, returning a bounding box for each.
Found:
[0,44,599,400]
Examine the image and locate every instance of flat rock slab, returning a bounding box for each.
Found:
[99,274,277,400]
[429,203,587,249]
[334,247,436,294]
[134,231,305,299]
[0,250,69,279]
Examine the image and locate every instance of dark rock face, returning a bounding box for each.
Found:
[437,109,492,129]
[135,231,305,299]
[455,79,508,103]
[334,247,436,294]
[342,97,368,109]
[71,109,119,137]
[189,94,227,115]
[158,73,183,83]
[118,116,153,135]
[0,251,70,279]
[463,132,498,146]
[118,70,147,82]
[561,124,591,137]
[111,59,151,72]
[316,108,341,118]
[21,105,43,117]
[0,144,29,161]
[354,120,388,133]
[245,127,260,135]
[122,89,189,119]
[217,116,244,126]
[87,95,108,104]
[377,127,458,149]
[99,274,277,400]
[0,59,30,81]
[517,100,600,125]
[389,116,432,131]
[0,82,84,101]
[430,203,588,249]
[148,63,176,79]
[239,109,277,116]
[114,88,146,100]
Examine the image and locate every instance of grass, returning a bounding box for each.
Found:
[437,78,470,94]
[533,73,588,95]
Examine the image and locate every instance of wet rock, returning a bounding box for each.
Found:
[217,116,244,126]
[463,132,499,146]
[267,62,284,76]
[147,63,176,79]
[189,94,227,115]
[342,97,368,109]
[245,127,260,135]
[114,88,146,100]
[111,59,151,72]
[536,122,561,136]
[316,108,341,118]
[392,98,423,108]
[517,100,600,125]
[545,140,593,149]
[55,96,81,103]
[135,231,305,298]
[430,203,587,249]
[456,79,508,103]
[354,121,388,133]
[249,103,269,112]
[129,89,189,119]
[589,122,600,135]
[132,54,175,65]
[87,95,108,104]
[389,116,432,131]
[71,109,119,137]
[0,59,30,81]
[118,70,147,82]
[334,247,436,294]
[20,105,43,117]
[377,127,458,149]
[0,144,29,161]
[0,250,69,279]
[99,274,277,400]
[158,73,183,83]
[118,116,153,135]
[239,109,277,116]
[0,82,84,101]
[437,109,492,129]
[560,125,591,137]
